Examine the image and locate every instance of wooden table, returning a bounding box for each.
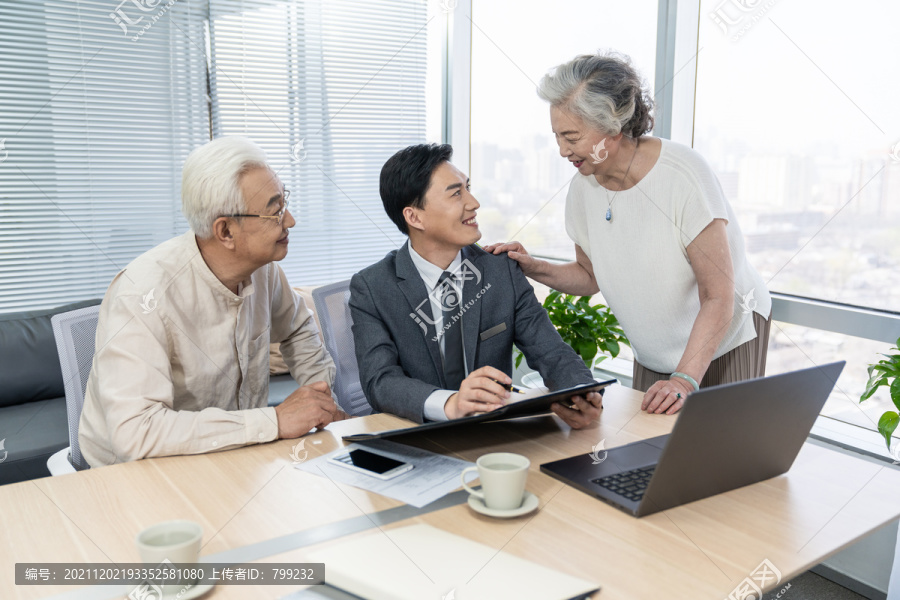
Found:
[3,384,900,599]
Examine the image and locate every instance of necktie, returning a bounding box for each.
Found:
[438,271,465,389]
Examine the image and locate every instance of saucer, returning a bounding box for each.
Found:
[161,582,214,600]
[467,491,539,518]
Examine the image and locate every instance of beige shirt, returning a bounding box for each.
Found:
[79,232,336,467]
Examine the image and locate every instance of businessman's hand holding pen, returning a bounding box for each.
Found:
[443,366,515,419]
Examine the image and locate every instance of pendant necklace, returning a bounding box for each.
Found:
[605,138,640,223]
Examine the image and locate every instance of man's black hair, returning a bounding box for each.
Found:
[380,143,454,235]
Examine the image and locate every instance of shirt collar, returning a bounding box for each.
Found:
[407,244,462,290]
[188,232,256,301]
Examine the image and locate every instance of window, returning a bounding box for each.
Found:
[694,0,900,311]
[0,0,209,312]
[0,0,441,313]
[469,0,659,260]
[693,0,900,431]
[209,0,443,286]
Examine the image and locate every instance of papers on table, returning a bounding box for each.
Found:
[294,439,474,508]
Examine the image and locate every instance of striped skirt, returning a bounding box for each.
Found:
[632,311,771,393]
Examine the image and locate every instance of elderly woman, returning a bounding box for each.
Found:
[485,52,771,415]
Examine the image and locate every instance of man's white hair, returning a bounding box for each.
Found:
[181,136,270,239]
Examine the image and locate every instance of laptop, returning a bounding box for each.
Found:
[540,362,845,517]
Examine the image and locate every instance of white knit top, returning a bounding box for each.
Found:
[565,138,771,373]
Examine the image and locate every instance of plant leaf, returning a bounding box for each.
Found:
[878,411,900,449]
[892,378,900,413]
[861,375,889,402]
[575,338,597,362]
[574,325,592,339]
[873,363,900,377]
[603,338,620,358]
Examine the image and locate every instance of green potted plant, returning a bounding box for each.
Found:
[860,336,900,450]
[517,290,630,371]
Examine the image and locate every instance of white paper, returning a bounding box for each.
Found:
[294,439,475,508]
[510,385,550,402]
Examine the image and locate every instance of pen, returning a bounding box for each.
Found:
[493,379,526,394]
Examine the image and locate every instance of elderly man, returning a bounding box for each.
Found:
[79,136,346,467]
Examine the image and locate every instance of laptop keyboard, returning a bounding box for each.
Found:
[591,466,656,502]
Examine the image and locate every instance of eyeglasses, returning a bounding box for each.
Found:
[224,190,291,226]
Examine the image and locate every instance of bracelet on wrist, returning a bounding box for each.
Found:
[670,372,700,392]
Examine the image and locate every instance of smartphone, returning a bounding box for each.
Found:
[329,448,414,480]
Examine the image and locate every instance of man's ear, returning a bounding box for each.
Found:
[403,206,425,233]
[212,217,237,250]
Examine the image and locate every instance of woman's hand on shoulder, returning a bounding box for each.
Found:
[481,241,541,276]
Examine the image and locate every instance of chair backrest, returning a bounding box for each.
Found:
[312,280,372,416]
[50,304,101,471]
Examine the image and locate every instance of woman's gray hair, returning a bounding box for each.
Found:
[181,136,270,239]
[538,52,654,138]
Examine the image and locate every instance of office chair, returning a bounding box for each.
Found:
[47,304,101,475]
[312,280,372,416]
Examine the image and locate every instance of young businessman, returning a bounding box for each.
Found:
[349,143,603,427]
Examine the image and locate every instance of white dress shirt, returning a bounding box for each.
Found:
[407,244,467,421]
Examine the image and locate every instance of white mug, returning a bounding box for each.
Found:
[135,520,202,596]
[461,452,530,511]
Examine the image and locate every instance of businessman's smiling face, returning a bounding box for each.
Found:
[415,161,481,251]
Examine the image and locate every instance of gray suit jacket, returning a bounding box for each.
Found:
[349,242,594,423]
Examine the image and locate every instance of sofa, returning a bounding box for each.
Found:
[0,299,102,486]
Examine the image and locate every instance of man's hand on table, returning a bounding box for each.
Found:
[551,391,603,429]
[275,380,349,438]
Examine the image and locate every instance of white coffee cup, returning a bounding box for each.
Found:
[135,520,202,595]
[461,452,530,511]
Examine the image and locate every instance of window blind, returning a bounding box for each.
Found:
[0,0,210,313]
[208,0,426,286]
